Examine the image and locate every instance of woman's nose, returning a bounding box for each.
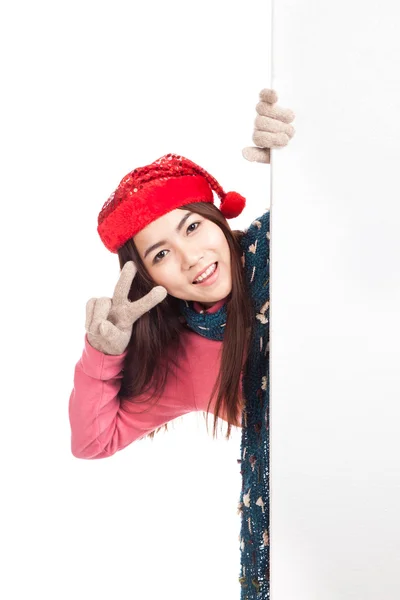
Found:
[175,240,204,270]
[181,251,204,271]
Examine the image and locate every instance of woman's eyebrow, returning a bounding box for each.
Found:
[143,212,193,259]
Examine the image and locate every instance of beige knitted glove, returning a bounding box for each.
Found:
[242,88,296,164]
[85,261,167,356]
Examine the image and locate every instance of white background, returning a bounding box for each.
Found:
[1,1,399,599]
[270,2,400,599]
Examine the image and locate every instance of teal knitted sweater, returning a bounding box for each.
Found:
[179,210,270,599]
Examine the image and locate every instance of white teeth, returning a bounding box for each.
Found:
[194,263,217,283]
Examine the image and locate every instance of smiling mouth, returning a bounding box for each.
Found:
[192,262,218,284]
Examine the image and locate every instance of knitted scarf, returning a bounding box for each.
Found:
[179,210,270,599]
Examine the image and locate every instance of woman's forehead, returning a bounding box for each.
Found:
[136,208,193,237]
[133,209,199,258]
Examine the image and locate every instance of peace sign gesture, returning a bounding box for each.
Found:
[85,261,168,356]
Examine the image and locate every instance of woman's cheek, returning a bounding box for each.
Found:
[156,266,177,290]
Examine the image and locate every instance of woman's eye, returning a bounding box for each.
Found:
[154,250,168,263]
[153,221,201,264]
[187,221,200,233]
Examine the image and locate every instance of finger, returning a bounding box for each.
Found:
[242,147,270,164]
[88,297,112,332]
[128,285,168,319]
[99,319,125,343]
[256,101,296,124]
[252,130,290,148]
[85,298,96,331]
[259,88,279,104]
[254,115,295,138]
[112,261,138,305]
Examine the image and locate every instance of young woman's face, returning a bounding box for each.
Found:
[133,209,232,308]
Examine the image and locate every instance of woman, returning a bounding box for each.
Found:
[68,88,295,599]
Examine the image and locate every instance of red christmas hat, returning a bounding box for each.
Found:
[97,153,246,253]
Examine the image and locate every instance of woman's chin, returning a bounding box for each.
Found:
[191,281,232,304]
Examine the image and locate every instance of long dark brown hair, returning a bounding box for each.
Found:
[117,201,254,441]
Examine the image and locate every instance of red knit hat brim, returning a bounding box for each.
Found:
[97,175,213,253]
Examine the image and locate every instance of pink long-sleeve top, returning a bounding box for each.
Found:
[69,298,243,459]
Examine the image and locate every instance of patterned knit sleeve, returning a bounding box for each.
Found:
[240,210,270,304]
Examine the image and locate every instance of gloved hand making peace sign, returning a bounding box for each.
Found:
[242,88,296,164]
[85,261,167,356]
